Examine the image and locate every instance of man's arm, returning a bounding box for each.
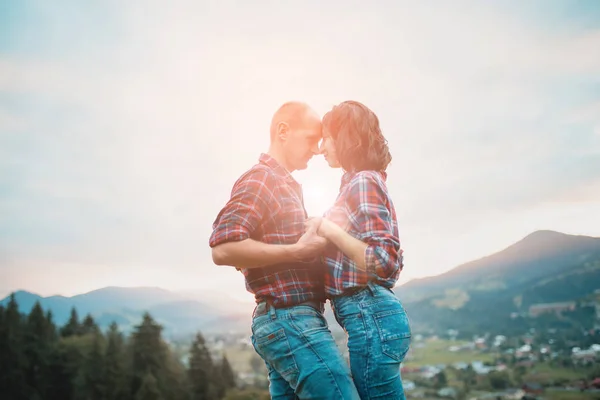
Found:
[209,168,327,269]
[212,226,326,269]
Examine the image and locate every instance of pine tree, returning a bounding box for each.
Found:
[42,309,68,399]
[45,311,58,342]
[47,341,77,400]
[188,332,215,400]
[78,330,106,400]
[61,308,81,337]
[135,372,163,400]
[24,301,54,399]
[81,314,100,336]
[0,294,28,399]
[0,304,6,395]
[104,322,127,400]
[220,355,236,393]
[213,354,236,399]
[130,313,167,397]
[162,346,191,400]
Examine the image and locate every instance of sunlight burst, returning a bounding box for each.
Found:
[303,184,335,217]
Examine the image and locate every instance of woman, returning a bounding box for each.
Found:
[308,100,411,399]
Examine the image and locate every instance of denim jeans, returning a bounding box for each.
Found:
[331,283,412,400]
[251,302,360,400]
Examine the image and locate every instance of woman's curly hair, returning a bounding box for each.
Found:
[322,101,392,172]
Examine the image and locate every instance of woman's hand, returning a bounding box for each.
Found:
[304,217,323,236]
[305,217,338,239]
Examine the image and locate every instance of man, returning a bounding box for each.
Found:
[209,102,359,399]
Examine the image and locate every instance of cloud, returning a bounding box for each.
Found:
[0,108,28,132]
[1,1,599,297]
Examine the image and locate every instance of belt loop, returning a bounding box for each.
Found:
[268,302,277,320]
[366,281,375,296]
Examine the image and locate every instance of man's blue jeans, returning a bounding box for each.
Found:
[331,283,412,400]
[251,302,360,400]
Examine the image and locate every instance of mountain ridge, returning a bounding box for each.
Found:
[0,285,255,335]
[395,230,600,335]
[397,230,600,303]
[3,230,599,336]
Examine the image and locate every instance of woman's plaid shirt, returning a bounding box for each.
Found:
[322,170,403,297]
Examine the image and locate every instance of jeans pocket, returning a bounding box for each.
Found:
[290,307,327,333]
[374,309,411,362]
[253,328,299,379]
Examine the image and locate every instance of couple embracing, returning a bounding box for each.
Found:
[209,101,411,400]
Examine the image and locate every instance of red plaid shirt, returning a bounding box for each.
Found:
[322,170,403,297]
[209,153,325,307]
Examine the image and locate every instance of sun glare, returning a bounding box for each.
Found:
[295,157,342,217]
[303,184,335,217]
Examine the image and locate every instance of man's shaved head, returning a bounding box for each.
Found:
[270,101,321,141]
[268,101,322,172]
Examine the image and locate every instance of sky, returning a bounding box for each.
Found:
[1,0,600,301]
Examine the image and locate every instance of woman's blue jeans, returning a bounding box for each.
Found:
[331,283,412,400]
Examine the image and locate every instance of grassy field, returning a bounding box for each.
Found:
[224,338,498,372]
[544,390,600,400]
[524,363,591,383]
[403,338,495,368]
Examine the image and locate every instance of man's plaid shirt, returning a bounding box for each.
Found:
[209,153,324,307]
[322,170,403,297]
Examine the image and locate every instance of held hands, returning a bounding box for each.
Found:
[292,216,340,261]
[304,216,336,239]
[304,217,323,236]
[292,219,329,261]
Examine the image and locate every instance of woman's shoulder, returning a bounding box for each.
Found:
[346,170,386,187]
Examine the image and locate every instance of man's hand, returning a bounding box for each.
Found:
[292,222,328,261]
[305,216,337,239]
[304,217,322,234]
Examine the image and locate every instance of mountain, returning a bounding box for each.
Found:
[396,230,600,335]
[4,230,598,337]
[69,286,187,314]
[0,286,253,336]
[398,230,600,302]
[3,290,74,323]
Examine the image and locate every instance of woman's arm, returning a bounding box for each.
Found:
[316,218,369,270]
[313,172,402,277]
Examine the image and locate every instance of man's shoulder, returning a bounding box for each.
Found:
[236,162,273,183]
[230,162,278,194]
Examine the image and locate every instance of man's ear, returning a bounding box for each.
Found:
[277,122,289,141]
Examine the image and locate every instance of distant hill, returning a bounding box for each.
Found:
[0,286,255,336]
[398,230,600,302]
[396,230,600,335]
[4,230,599,337]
